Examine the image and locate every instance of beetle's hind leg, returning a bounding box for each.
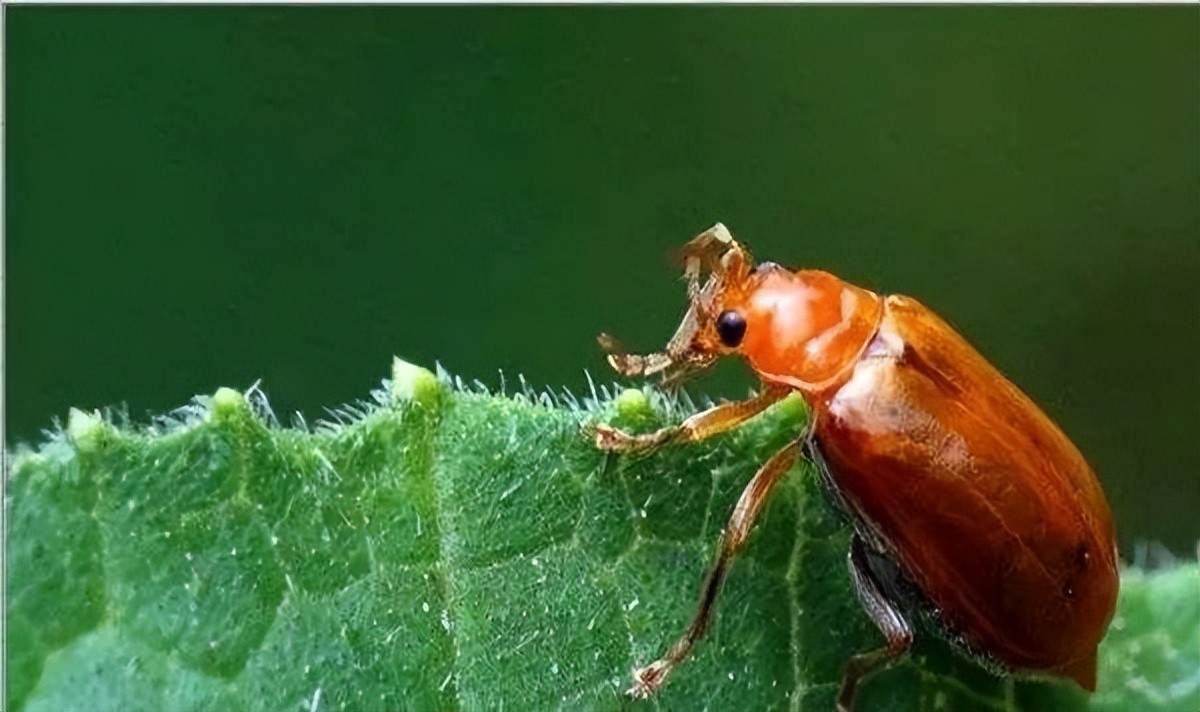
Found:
[837,535,914,712]
[627,438,801,698]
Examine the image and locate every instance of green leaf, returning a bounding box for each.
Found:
[7,360,1199,712]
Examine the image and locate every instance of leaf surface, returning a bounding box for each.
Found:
[7,365,1198,711]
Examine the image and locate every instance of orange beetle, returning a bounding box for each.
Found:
[592,224,1119,711]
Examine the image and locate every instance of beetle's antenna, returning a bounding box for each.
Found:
[676,224,735,278]
[600,223,752,382]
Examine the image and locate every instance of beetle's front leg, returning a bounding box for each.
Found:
[592,384,788,454]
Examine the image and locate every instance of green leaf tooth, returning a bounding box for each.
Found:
[392,356,443,408]
[615,388,654,420]
[66,407,112,454]
[208,387,245,423]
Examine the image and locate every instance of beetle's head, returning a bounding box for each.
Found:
[598,223,760,387]
[600,223,886,392]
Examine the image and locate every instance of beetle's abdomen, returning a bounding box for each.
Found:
[811,296,1119,688]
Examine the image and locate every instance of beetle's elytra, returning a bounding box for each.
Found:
[592,224,1119,711]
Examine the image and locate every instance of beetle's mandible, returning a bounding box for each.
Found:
[592,224,1119,711]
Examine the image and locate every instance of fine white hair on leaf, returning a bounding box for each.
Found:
[434,361,452,382]
[369,383,392,407]
[151,398,207,434]
[584,369,599,404]
[556,387,581,412]
[243,380,280,428]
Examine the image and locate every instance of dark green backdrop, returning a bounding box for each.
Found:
[8,7,1198,553]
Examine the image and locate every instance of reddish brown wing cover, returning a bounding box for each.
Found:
[811,295,1118,689]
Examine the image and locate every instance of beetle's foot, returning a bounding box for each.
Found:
[581,421,625,451]
[580,420,614,444]
[626,661,670,699]
[592,423,635,451]
[591,423,671,454]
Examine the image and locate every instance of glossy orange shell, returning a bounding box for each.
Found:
[805,295,1119,690]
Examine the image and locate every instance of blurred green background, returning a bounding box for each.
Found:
[7,7,1198,554]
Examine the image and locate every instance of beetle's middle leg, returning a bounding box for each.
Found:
[627,437,801,698]
[593,384,788,453]
[837,534,914,712]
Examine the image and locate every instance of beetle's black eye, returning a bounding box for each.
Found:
[716,310,746,347]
